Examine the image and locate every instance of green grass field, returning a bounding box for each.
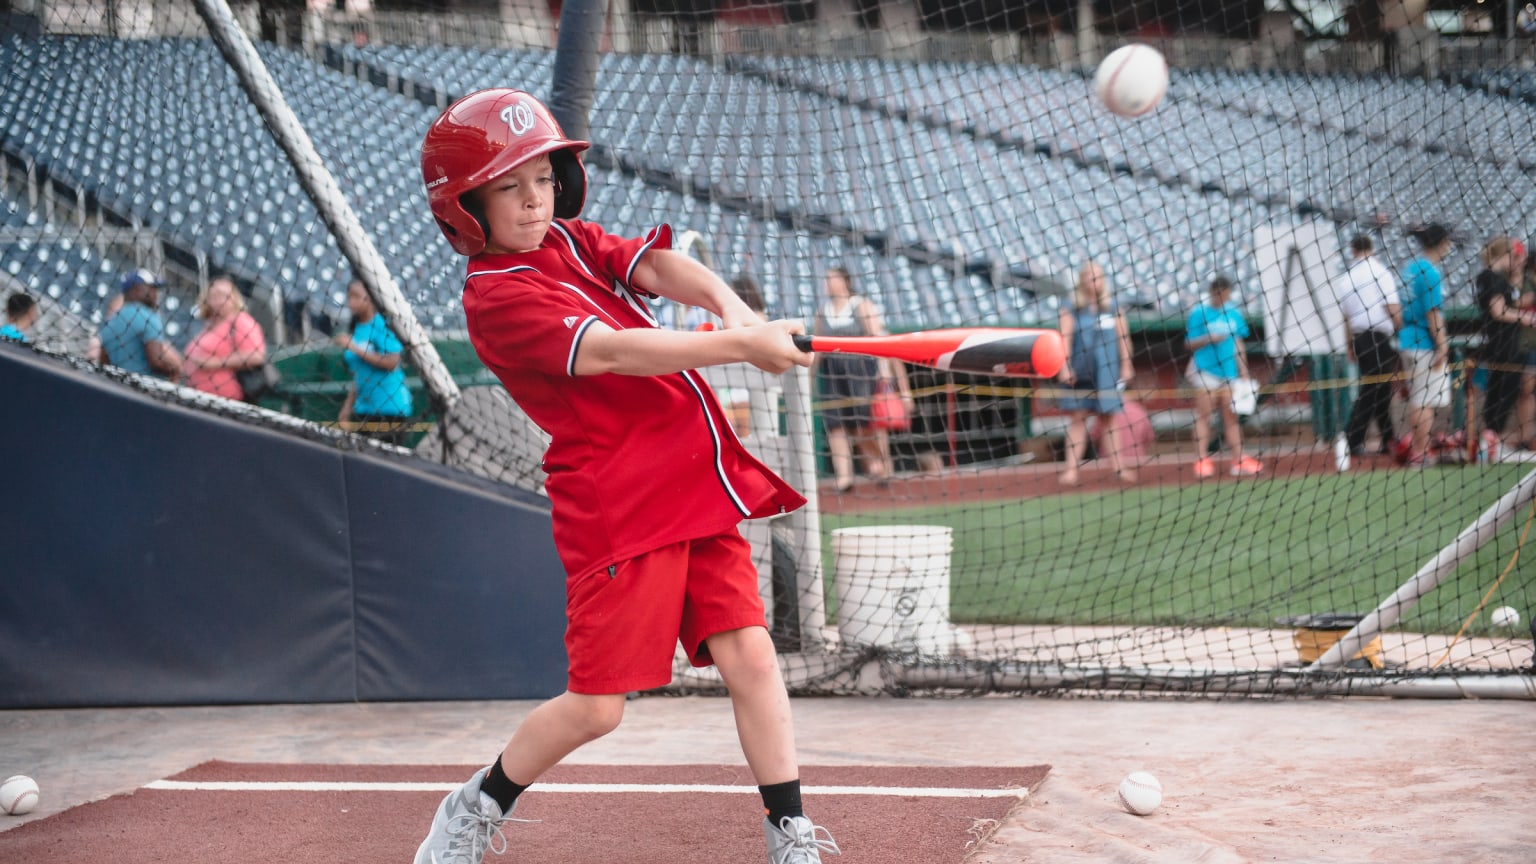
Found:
[823,466,1535,635]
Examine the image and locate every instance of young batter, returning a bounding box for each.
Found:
[414,89,839,864]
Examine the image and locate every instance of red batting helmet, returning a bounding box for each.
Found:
[420,88,590,256]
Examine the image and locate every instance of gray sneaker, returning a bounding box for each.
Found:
[764,815,841,863]
[414,767,514,864]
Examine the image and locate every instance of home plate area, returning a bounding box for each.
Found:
[0,761,1050,862]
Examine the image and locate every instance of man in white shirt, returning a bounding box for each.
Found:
[1340,234,1403,455]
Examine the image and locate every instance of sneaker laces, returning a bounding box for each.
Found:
[443,808,535,862]
[772,817,842,863]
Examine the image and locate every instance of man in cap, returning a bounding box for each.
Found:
[98,268,183,379]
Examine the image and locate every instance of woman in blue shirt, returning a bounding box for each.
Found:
[335,279,414,445]
[1185,276,1261,478]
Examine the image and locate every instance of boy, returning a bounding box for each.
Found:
[1,292,38,342]
[415,89,838,864]
[1185,276,1262,478]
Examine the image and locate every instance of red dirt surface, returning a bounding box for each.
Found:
[0,761,1049,863]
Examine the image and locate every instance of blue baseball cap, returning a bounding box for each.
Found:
[120,268,163,293]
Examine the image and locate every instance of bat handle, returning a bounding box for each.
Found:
[792,334,814,353]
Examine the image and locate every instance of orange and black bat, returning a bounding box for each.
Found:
[792,328,1065,379]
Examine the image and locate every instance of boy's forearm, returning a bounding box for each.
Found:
[577,326,747,377]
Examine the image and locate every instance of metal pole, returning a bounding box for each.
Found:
[1309,468,1536,670]
[189,0,461,414]
[783,365,829,647]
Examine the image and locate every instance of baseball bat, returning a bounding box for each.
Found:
[791,328,1065,379]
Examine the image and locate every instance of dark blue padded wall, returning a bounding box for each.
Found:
[0,343,567,707]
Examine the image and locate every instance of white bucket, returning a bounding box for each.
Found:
[832,525,955,655]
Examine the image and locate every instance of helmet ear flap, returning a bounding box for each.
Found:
[550,149,587,219]
[459,192,491,239]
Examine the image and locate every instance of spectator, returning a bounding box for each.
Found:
[1399,224,1453,467]
[334,278,413,445]
[181,275,269,401]
[813,265,911,491]
[1514,242,1536,448]
[1474,236,1531,450]
[97,268,183,379]
[1,292,39,342]
[1055,261,1135,486]
[1186,275,1262,478]
[1339,234,1403,456]
[731,272,773,318]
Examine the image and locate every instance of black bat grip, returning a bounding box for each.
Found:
[793,334,814,353]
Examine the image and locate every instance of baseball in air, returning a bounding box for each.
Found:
[1490,606,1521,628]
[1117,771,1162,816]
[1093,44,1169,118]
[1,775,40,815]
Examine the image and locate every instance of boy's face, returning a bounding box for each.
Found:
[477,154,556,254]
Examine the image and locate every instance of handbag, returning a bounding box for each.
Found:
[237,362,281,403]
[227,318,280,402]
[870,379,910,432]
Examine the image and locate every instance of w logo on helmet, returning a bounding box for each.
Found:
[501,100,538,137]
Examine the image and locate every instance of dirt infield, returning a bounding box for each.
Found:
[1,696,1532,863]
[0,761,1047,863]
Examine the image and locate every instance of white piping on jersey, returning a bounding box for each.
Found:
[626,227,664,286]
[466,264,538,280]
[567,316,598,377]
[550,222,597,281]
[613,281,658,325]
[678,368,752,517]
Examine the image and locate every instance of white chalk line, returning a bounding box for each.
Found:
[145,780,1027,799]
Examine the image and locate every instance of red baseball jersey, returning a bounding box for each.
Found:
[462,219,806,577]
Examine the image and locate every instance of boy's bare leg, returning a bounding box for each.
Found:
[706,625,798,785]
[498,691,627,784]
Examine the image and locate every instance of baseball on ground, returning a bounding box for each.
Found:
[1118,770,1162,815]
[1,775,40,815]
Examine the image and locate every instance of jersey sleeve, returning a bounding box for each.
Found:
[1233,309,1251,340]
[564,219,673,298]
[465,269,602,379]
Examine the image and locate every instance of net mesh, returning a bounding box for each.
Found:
[3,0,1534,696]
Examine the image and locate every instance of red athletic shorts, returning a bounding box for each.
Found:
[563,529,766,695]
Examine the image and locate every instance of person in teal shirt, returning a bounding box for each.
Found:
[1,292,38,342]
[335,278,413,445]
[1399,224,1453,466]
[97,269,184,378]
[1185,276,1261,478]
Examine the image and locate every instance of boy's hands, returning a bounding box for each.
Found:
[735,319,813,374]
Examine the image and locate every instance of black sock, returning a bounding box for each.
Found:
[759,779,804,826]
[479,756,530,815]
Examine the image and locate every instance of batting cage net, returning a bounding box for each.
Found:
[4,0,1535,697]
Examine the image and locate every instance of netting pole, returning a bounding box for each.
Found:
[1309,467,1536,670]
[189,0,461,414]
[781,365,828,648]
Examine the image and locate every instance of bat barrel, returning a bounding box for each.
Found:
[941,330,1065,378]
